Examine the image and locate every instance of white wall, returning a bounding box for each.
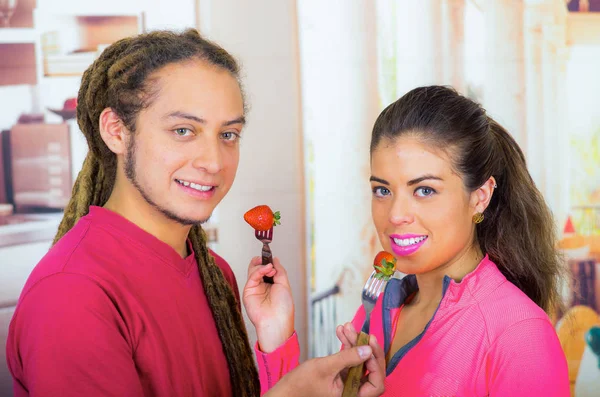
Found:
[196,0,307,358]
[297,0,381,334]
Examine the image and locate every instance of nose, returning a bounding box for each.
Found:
[191,135,222,174]
[388,195,414,226]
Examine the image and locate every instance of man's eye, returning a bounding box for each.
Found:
[174,128,192,136]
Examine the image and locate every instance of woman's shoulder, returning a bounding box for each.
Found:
[476,278,552,344]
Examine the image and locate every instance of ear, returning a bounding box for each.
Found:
[99,108,128,155]
[469,176,497,215]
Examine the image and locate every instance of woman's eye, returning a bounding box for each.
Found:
[174,128,192,136]
[415,186,436,197]
[372,186,391,197]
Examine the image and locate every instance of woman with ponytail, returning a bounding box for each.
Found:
[336,86,570,396]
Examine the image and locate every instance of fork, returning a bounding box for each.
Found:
[341,270,387,396]
[255,227,274,284]
[360,270,387,333]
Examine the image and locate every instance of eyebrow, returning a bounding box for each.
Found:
[407,174,443,186]
[165,111,246,127]
[369,176,389,185]
[369,174,443,186]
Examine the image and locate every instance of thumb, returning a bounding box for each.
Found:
[326,345,372,373]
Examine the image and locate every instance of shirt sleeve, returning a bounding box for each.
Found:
[255,332,300,396]
[486,317,570,396]
[209,249,300,394]
[6,273,144,397]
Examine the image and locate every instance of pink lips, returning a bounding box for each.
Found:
[389,234,428,257]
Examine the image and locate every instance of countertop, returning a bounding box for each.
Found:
[0,213,62,248]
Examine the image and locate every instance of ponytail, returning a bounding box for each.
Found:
[479,118,565,314]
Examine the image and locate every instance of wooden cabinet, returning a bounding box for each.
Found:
[8,123,72,210]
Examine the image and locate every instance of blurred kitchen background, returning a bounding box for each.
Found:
[0,0,599,396]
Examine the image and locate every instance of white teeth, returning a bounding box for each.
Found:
[178,179,213,192]
[190,182,212,192]
[393,236,426,247]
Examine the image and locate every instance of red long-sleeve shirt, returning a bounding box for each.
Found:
[6,206,298,396]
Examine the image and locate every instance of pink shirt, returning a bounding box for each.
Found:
[350,255,569,396]
[6,206,298,396]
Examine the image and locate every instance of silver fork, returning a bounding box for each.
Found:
[360,270,388,333]
[341,269,388,395]
[255,227,274,284]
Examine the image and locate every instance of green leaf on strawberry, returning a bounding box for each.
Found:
[273,211,281,226]
[373,251,397,281]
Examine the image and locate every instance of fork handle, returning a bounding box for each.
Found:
[342,332,370,397]
[262,242,274,284]
[361,316,372,334]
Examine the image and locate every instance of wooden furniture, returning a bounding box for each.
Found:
[8,123,72,210]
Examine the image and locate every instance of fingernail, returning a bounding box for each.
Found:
[358,346,372,359]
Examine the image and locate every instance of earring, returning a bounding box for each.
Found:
[473,212,484,224]
[493,184,498,188]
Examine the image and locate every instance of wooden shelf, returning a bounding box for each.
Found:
[0,28,36,44]
[0,43,37,86]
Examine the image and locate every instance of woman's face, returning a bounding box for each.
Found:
[370,135,492,275]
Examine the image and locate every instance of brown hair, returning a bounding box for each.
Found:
[371,85,565,314]
[53,29,259,396]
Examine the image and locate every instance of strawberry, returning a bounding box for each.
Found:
[373,251,396,280]
[243,205,281,231]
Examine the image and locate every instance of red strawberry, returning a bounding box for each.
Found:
[373,251,396,280]
[243,205,281,231]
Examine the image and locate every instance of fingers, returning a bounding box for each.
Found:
[336,323,356,349]
[270,257,290,286]
[246,256,263,278]
[246,260,276,288]
[343,322,359,346]
[325,344,373,374]
[358,336,386,397]
[246,255,290,289]
[336,325,350,349]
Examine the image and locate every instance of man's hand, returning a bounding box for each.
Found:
[265,336,385,397]
[242,256,295,352]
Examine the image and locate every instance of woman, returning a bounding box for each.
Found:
[336,85,570,396]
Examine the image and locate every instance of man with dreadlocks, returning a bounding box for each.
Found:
[5,29,385,397]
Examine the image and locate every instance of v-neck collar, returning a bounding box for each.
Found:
[85,206,197,276]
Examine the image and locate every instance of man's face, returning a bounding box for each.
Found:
[123,60,245,225]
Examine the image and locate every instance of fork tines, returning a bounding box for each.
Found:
[365,276,386,298]
[255,227,273,241]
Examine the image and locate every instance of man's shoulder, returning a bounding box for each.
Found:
[210,249,234,276]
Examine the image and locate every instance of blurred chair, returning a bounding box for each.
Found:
[557,305,600,396]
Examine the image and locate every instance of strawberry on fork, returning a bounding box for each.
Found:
[244,205,281,284]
